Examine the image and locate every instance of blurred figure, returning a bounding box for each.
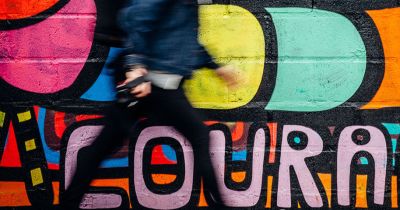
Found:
[60,0,238,209]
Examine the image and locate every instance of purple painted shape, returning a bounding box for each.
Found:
[134,126,194,209]
[337,126,387,205]
[65,125,102,188]
[80,193,122,209]
[65,125,123,209]
[277,125,323,208]
[209,129,265,207]
[0,0,96,93]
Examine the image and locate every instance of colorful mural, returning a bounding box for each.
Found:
[1,0,400,209]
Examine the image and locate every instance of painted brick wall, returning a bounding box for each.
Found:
[1,0,400,209]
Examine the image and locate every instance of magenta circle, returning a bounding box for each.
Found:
[0,0,96,94]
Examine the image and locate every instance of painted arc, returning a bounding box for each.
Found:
[184,5,265,109]
[265,8,366,112]
[0,0,59,20]
[382,123,400,167]
[0,0,96,94]
[362,8,400,109]
[161,145,177,162]
[80,48,119,101]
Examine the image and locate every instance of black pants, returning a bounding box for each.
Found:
[60,85,221,209]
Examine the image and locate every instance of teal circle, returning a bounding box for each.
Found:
[294,136,301,144]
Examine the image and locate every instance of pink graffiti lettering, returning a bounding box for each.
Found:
[337,126,387,205]
[209,129,266,207]
[277,125,324,208]
[134,126,194,209]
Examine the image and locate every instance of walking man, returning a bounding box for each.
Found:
[60,0,238,209]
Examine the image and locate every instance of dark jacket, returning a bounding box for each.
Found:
[118,0,219,76]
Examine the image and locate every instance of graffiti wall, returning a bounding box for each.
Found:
[1,0,400,209]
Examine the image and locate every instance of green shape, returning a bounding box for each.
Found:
[382,123,399,166]
[294,136,301,144]
[265,8,366,111]
[392,139,396,167]
[359,157,369,165]
[382,123,400,135]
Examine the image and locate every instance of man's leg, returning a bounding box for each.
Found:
[143,86,223,206]
[60,105,137,209]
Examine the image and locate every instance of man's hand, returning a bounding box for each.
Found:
[121,67,151,98]
[215,65,241,89]
[130,81,151,98]
[124,67,148,83]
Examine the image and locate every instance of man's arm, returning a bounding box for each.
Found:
[197,45,240,89]
[117,0,171,97]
